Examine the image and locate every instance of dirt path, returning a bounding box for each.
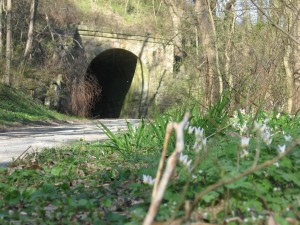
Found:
[0,119,140,166]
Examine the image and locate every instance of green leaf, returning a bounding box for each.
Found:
[77,199,89,209]
[51,167,62,176]
[4,189,21,206]
[226,179,252,190]
[102,198,112,208]
[202,191,220,203]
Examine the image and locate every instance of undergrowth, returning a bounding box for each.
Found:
[0,84,74,128]
[0,102,299,224]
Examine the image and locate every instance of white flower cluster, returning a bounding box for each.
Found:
[231,110,295,161]
[230,109,250,135]
[187,124,207,152]
[254,120,273,146]
[142,174,156,185]
[240,136,250,158]
[179,153,193,171]
[275,134,292,157]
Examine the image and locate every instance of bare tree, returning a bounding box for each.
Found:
[163,0,186,61]
[0,0,3,58]
[292,1,300,113]
[24,0,39,62]
[223,0,236,93]
[194,0,222,106]
[3,0,12,85]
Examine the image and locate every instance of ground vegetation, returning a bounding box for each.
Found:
[0,106,299,224]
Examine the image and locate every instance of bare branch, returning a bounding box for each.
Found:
[143,113,190,225]
[184,136,300,220]
[250,0,300,46]
[152,123,173,200]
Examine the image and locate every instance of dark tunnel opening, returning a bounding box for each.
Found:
[87,49,138,118]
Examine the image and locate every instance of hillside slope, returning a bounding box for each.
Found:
[0,84,73,130]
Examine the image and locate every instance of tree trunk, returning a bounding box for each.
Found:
[195,0,221,106]
[3,0,12,85]
[0,0,3,58]
[224,0,236,108]
[163,0,186,71]
[283,43,293,113]
[24,0,38,62]
[292,3,300,113]
[257,0,264,23]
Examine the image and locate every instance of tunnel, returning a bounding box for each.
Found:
[87,49,138,118]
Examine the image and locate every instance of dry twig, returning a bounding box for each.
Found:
[184,136,300,220]
[143,113,190,225]
[152,123,173,200]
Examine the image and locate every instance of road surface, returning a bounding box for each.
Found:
[0,119,140,166]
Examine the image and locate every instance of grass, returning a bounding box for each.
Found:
[0,104,299,224]
[0,84,76,129]
[69,0,170,35]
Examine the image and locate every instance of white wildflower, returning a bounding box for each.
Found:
[193,142,200,151]
[273,187,280,192]
[179,153,192,171]
[195,127,204,139]
[284,135,292,142]
[254,121,267,133]
[240,149,249,158]
[258,215,264,219]
[241,136,250,148]
[273,162,279,167]
[142,175,156,185]
[264,137,272,146]
[276,113,281,119]
[238,122,248,134]
[193,127,206,152]
[277,145,286,155]
[262,129,272,146]
[188,126,195,134]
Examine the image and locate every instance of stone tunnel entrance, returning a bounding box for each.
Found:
[87,49,138,118]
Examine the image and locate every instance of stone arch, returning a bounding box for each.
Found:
[86,48,149,118]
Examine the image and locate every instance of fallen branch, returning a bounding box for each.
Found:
[13,145,32,163]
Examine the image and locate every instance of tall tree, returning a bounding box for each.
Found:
[194,0,222,106]
[24,0,39,62]
[292,1,300,112]
[3,0,12,85]
[0,0,3,58]
[223,0,236,93]
[163,0,186,66]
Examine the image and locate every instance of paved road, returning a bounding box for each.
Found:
[0,119,140,166]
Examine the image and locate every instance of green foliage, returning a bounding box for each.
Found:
[0,108,299,224]
[0,84,73,127]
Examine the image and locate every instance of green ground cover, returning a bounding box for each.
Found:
[0,105,299,224]
[0,84,75,128]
